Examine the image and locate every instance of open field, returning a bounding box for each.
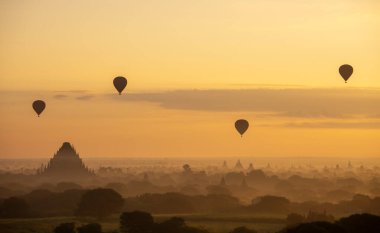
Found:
[0,214,286,233]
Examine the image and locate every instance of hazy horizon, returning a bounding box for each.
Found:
[1,0,379,158]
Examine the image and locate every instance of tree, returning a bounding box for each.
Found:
[120,211,154,233]
[54,222,75,233]
[55,182,82,192]
[338,213,380,233]
[134,192,195,213]
[155,217,185,233]
[281,222,345,233]
[76,188,124,218]
[286,213,305,226]
[251,195,290,213]
[229,226,257,233]
[183,164,192,174]
[280,213,380,233]
[206,185,231,196]
[77,223,102,233]
[368,197,380,215]
[0,196,29,218]
[155,216,208,233]
[306,211,334,222]
[22,188,85,217]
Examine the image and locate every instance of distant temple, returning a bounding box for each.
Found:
[37,142,95,180]
[247,163,254,171]
[235,159,244,170]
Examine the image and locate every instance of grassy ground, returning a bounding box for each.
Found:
[0,214,285,233]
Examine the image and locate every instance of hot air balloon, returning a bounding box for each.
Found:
[113,76,128,95]
[32,100,46,117]
[339,64,353,83]
[235,119,249,137]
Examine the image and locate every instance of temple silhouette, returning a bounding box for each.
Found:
[37,142,94,180]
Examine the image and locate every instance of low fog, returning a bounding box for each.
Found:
[1,156,380,209]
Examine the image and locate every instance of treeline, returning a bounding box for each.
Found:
[51,212,380,233]
[52,211,213,233]
[0,189,86,217]
[2,167,380,204]
[124,193,240,213]
[280,213,380,233]
[125,193,380,216]
[1,188,380,218]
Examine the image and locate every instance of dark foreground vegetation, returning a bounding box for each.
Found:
[26,212,380,233]
[0,187,380,233]
[1,188,380,218]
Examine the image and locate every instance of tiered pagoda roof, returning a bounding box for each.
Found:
[38,142,94,180]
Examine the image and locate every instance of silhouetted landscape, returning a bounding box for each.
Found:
[0,142,379,233]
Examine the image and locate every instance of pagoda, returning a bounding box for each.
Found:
[37,142,94,180]
[234,159,244,170]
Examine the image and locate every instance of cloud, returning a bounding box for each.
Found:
[54,90,88,94]
[283,121,380,129]
[229,83,305,88]
[53,94,68,99]
[76,95,94,100]
[120,88,380,119]
[53,90,95,101]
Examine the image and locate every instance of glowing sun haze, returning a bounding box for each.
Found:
[0,0,379,158]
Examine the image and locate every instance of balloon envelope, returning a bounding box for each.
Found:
[235,119,249,137]
[339,64,353,83]
[113,76,128,95]
[32,100,46,117]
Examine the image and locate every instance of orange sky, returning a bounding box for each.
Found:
[0,0,379,158]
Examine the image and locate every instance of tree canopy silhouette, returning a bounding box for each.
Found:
[229,226,257,233]
[120,212,208,233]
[0,196,29,218]
[54,222,76,233]
[251,195,290,213]
[338,213,380,233]
[76,188,124,218]
[120,211,154,233]
[77,223,103,233]
[280,221,346,233]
